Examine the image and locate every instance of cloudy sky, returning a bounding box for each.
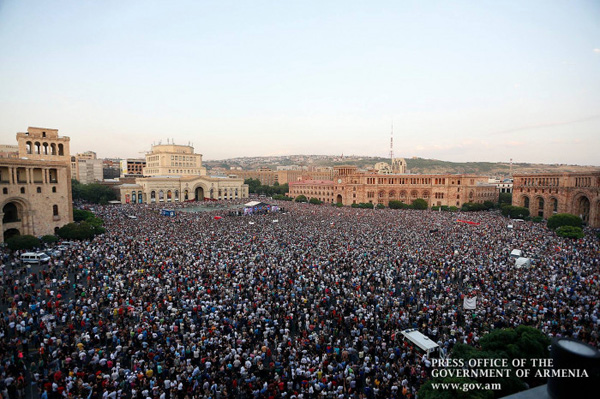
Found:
[0,0,599,164]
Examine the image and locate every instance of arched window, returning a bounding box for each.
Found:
[52,186,57,193]
[132,191,137,202]
[150,191,156,202]
[58,144,64,156]
[43,143,49,155]
[138,191,143,203]
[37,187,41,193]
[158,190,164,201]
[26,141,32,154]
[52,204,59,216]
[35,142,41,154]
[20,187,25,194]
[50,143,56,155]
[175,190,179,201]
[167,190,172,201]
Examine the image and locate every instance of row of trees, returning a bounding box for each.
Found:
[244,179,289,197]
[72,179,117,204]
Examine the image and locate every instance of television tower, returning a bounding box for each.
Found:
[390,121,394,162]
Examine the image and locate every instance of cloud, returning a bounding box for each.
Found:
[490,114,600,136]
[594,48,600,53]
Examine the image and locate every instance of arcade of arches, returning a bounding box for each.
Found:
[118,176,249,205]
[513,171,600,227]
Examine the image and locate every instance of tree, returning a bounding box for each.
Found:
[57,219,105,240]
[498,192,512,207]
[72,181,117,204]
[6,235,40,251]
[74,209,95,222]
[389,200,410,209]
[41,235,59,244]
[556,225,584,239]
[531,216,543,223]
[244,178,262,194]
[461,202,486,212]
[295,195,308,203]
[547,213,582,230]
[376,203,385,209]
[309,197,323,205]
[412,198,428,210]
[501,206,530,219]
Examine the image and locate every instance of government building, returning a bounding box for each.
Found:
[512,171,600,227]
[118,142,248,204]
[289,166,498,208]
[0,127,73,242]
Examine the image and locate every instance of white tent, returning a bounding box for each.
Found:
[510,249,522,259]
[515,257,531,268]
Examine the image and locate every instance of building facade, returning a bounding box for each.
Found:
[120,159,146,177]
[143,143,206,176]
[231,169,335,186]
[71,151,103,184]
[0,127,73,242]
[289,166,497,208]
[119,143,248,204]
[512,171,600,227]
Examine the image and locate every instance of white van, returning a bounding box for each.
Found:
[400,329,441,358]
[21,252,51,264]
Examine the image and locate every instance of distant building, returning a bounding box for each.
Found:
[0,127,73,242]
[71,151,103,184]
[102,158,121,180]
[118,143,247,204]
[0,145,19,158]
[120,159,146,177]
[512,171,600,226]
[289,166,497,207]
[231,169,335,186]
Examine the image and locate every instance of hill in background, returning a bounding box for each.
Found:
[205,155,599,177]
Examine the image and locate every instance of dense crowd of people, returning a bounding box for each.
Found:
[0,199,598,398]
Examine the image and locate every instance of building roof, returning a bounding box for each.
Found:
[289,180,334,185]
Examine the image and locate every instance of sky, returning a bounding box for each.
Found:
[0,0,599,165]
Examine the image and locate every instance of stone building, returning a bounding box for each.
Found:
[120,159,146,177]
[0,127,73,242]
[71,151,103,184]
[118,143,248,204]
[512,171,600,227]
[231,169,335,186]
[289,166,497,208]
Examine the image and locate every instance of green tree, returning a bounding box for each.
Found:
[244,178,262,194]
[295,195,308,203]
[73,209,95,222]
[40,235,59,244]
[501,206,530,219]
[412,198,428,210]
[72,182,117,204]
[57,221,105,240]
[389,200,409,209]
[547,213,582,230]
[556,225,584,239]
[461,202,486,212]
[376,203,385,209]
[531,216,543,223]
[498,192,512,207]
[6,235,40,251]
[309,197,323,205]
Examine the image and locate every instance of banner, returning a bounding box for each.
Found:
[457,219,480,226]
[463,296,477,310]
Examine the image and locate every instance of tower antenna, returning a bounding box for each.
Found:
[390,120,394,162]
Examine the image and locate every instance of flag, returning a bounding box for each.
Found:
[463,296,477,310]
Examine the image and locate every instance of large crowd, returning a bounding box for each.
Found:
[0,199,598,399]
